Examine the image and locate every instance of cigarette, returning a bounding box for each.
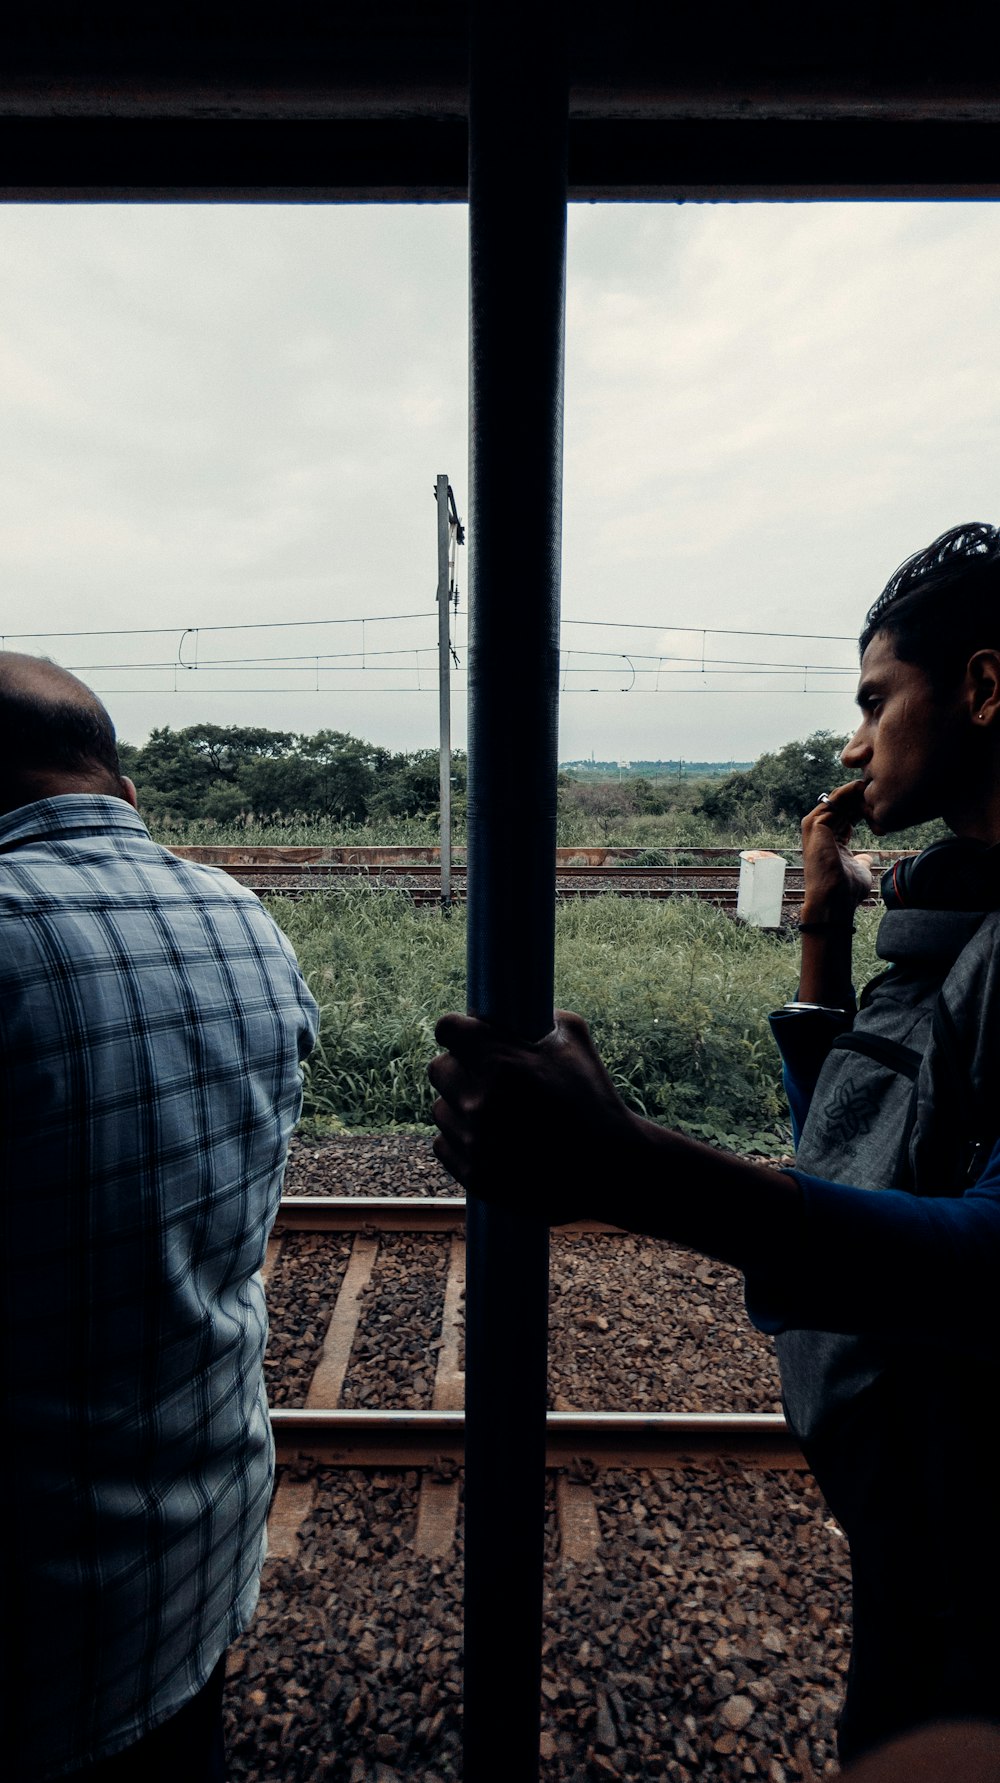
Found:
[818,792,831,804]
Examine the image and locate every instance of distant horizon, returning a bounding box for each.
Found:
[560,757,753,775]
[115,719,757,778]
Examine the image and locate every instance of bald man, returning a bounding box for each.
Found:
[0,656,318,1781]
[0,651,140,813]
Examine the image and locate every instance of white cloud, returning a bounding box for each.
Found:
[1,199,998,760]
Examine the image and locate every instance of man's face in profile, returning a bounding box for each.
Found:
[841,631,970,836]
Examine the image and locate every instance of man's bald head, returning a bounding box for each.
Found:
[0,653,134,817]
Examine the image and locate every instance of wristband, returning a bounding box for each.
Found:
[782,1001,850,1016]
[796,919,856,934]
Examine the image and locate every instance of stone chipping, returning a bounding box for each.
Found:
[284,1133,456,1199]
[548,1236,781,1414]
[338,1234,452,1411]
[225,1466,851,1782]
[265,1232,357,1409]
[276,1135,785,1415]
[240,1135,849,1781]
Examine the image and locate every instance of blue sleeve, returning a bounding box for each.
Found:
[746,1136,1000,1358]
[768,1006,854,1146]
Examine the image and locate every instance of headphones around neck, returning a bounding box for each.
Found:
[881,836,1000,912]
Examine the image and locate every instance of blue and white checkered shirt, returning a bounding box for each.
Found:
[1,796,319,1779]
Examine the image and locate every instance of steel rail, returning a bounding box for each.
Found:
[166,844,910,867]
[274,1194,623,1234]
[270,1407,804,1469]
[188,862,806,880]
[163,845,894,908]
[246,885,859,910]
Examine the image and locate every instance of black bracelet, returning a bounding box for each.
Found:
[797,919,856,934]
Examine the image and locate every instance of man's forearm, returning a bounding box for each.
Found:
[431,1009,806,1274]
[795,926,856,1007]
[605,1115,804,1274]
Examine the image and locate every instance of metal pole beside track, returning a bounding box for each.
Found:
[465,7,568,1780]
[436,472,453,909]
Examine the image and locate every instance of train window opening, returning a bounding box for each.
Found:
[4,176,999,1783]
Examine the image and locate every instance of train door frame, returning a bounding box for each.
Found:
[3,11,998,1778]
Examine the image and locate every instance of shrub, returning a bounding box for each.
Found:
[271,889,884,1151]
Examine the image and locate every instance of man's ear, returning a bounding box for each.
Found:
[121,775,139,810]
[966,651,1000,728]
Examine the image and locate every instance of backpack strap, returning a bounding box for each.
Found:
[900,915,995,1195]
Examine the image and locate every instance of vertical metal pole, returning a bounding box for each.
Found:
[465,6,567,1780]
[436,473,453,909]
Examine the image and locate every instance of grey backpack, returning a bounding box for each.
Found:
[775,907,1000,1444]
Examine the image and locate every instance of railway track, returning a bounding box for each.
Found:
[266,1195,803,1483]
[265,1192,802,1578]
[249,1154,852,1779]
[170,844,901,907]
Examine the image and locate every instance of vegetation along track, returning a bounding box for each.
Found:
[171,844,904,908]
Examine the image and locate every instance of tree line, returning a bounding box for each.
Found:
[118,725,466,826]
[557,731,852,828]
[696,730,849,826]
[119,721,849,831]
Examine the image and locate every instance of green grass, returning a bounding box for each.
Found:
[552,807,805,853]
[150,807,942,857]
[272,889,884,1152]
[152,811,803,853]
[273,889,467,1135]
[149,813,445,848]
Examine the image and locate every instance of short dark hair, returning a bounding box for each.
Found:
[0,675,122,785]
[859,523,1000,691]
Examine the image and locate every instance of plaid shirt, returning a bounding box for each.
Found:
[1,796,318,1778]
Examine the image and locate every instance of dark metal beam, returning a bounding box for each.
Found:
[2,3,999,122]
[463,4,567,1777]
[0,118,469,203]
[3,117,1000,203]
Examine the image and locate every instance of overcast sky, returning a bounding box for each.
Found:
[1,200,997,764]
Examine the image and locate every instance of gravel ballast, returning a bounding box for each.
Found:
[285,1134,457,1198]
[225,1465,850,1782]
[265,1233,357,1408]
[549,1236,781,1414]
[265,1229,781,1417]
[276,1137,785,1415]
[339,1234,452,1410]
[243,1135,849,1780]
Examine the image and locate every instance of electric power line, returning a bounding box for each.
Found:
[83,685,859,697]
[66,651,856,677]
[0,613,858,647]
[0,611,437,642]
[5,607,864,701]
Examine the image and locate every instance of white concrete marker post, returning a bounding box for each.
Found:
[737,850,787,928]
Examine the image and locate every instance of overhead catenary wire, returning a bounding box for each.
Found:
[0,614,859,645]
[80,685,858,697]
[59,648,450,672]
[5,611,864,701]
[58,651,858,676]
[0,611,438,641]
[564,618,856,642]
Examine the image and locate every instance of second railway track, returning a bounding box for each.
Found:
[169,844,902,908]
